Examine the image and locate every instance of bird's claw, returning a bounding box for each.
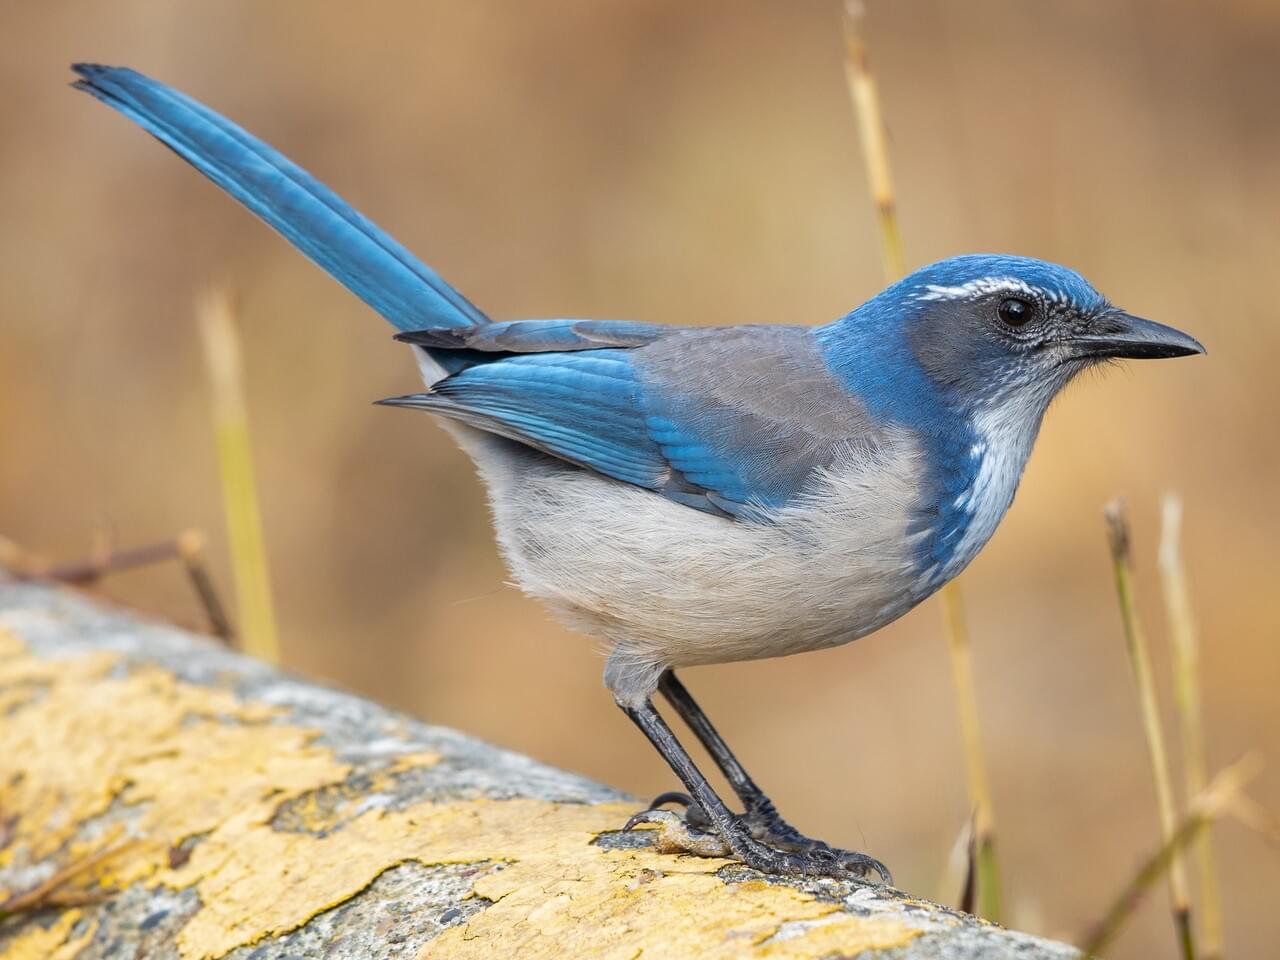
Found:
[626,794,892,883]
[744,814,893,883]
[791,841,893,883]
[754,841,892,883]
[623,808,731,857]
[640,791,712,830]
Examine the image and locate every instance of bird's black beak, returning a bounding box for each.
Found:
[1064,310,1206,360]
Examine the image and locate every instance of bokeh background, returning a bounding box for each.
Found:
[2,1,1277,955]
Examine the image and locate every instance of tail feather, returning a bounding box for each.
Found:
[72,63,487,332]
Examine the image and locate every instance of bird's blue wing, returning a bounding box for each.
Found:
[396,318,671,354]
[389,349,672,493]
[72,66,879,518]
[632,326,882,514]
[71,64,484,335]
[386,324,880,518]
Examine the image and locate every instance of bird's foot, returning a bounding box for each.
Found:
[625,792,891,883]
[623,807,731,858]
[640,791,827,850]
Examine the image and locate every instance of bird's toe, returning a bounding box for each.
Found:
[623,808,731,858]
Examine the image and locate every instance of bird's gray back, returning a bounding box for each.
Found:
[631,326,886,515]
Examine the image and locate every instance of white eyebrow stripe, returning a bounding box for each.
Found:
[915,277,1041,302]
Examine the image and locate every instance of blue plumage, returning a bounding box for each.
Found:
[71,61,1203,565]
[389,324,862,518]
[74,63,1205,883]
[71,64,485,343]
[407,349,662,489]
[395,318,671,354]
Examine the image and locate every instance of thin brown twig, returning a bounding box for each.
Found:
[4,531,235,646]
[0,828,134,921]
[176,530,234,643]
[40,538,184,585]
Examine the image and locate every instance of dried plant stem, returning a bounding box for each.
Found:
[7,531,234,645]
[0,826,132,921]
[1079,755,1259,958]
[842,0,1002,921]
[40,538,184,583]
[941,585,1003,920]
[951,816,978,916]
[1159,495,1223,960]
[842,1,905,280]
[197,289,280,664]
[1103,500,1194,960]
[176,529,235,644]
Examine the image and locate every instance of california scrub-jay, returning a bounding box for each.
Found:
[72,64,1204,883]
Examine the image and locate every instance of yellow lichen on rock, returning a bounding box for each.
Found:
[0,650,152,863]
[170,793,919,960]
[0,651,350,879]
[755,915,925,957]
[0,629,24,660]
[0,642,357,957]
[0,910,95,960]
[0,639,920,960]
[419,801,920,959]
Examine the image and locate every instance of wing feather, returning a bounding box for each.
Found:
[386,324,879,519]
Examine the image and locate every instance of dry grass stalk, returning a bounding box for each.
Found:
[40,538,181,584]
[841,0,905,280]
[197,289,280,664]
[940,584,1003,919]
[1103,499,1194,960]
[1079,755,1261,958]
[0,826,133,921]
[176,529,235,644]
[841,0,1002,921]
[1159,495,1223,959]
[3,530,234,645]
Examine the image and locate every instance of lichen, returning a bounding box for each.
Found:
[0,910,95,960]
[0,631,924,960]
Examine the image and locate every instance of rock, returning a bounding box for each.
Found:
[0,580,1079,959]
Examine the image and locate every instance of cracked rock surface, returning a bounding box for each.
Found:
[0,581,1079,959]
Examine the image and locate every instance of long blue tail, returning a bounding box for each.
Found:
[72,64,487,332]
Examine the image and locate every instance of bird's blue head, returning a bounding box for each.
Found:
[818,254,1204,429]
[818,254,1204,589]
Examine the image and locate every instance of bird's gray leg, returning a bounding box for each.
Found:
[652,671,891,881]
[619,696,890,882]
[656,671,805,844]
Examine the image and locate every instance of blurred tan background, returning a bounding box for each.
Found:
[2,1,1277,955]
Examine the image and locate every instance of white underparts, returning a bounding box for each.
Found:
[920,379,1056,588]
[455,425,929,706]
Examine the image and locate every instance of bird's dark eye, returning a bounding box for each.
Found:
[997,297,1034,328]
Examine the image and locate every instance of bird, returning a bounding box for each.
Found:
[71,63,1205,884]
